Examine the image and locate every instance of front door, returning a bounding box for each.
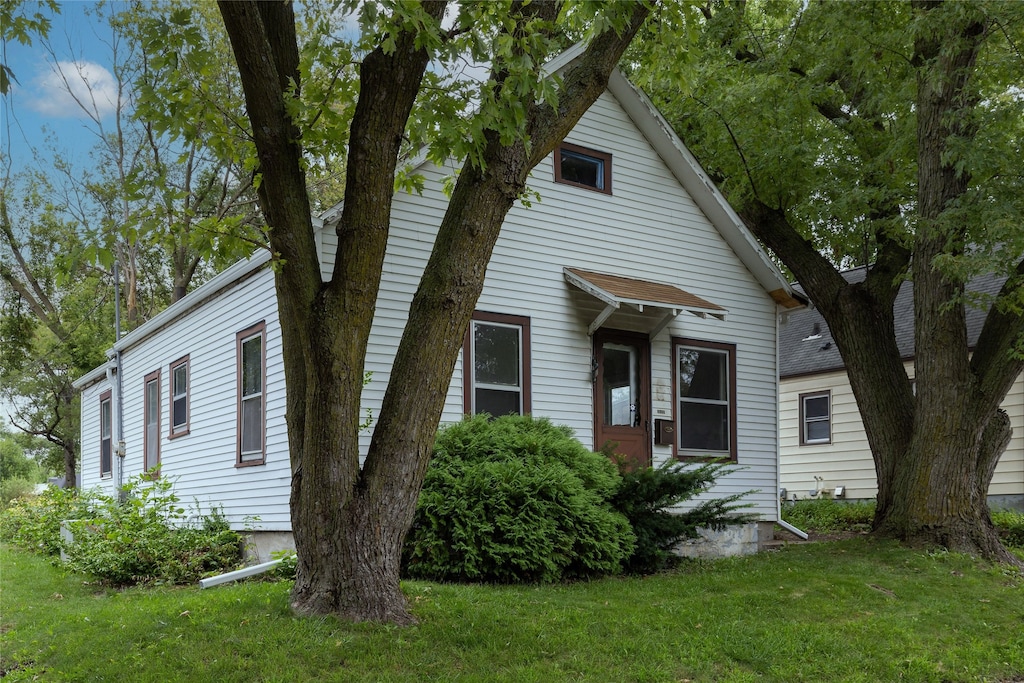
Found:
[593,329,651,469]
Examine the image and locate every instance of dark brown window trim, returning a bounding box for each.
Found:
[143,369,161,478]
[554,142,612,195]
[671,337,738,462]
[99,389,113,479]
[169,355,190,439]
[236,321,267,467]
[799,390,832,446]
[462,311,532,416]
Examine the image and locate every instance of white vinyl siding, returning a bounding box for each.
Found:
[77,267,289,529]
[356,90,783,520]
[781,364,1024,501]
[77,87,790,529]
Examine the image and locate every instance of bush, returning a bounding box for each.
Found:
[611,460,755,574]
[0,485,90,555]
[403,414,635,583]
[781,498,876,532]
[992,509,1024,549]
[1,477,40,506]
[0,475,243,586]
[61,476,243,586]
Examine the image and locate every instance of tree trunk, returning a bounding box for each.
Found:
[220,0,649,622]
[62,440,76,489]
[868,1,1019,564]
[734,1,1022,564]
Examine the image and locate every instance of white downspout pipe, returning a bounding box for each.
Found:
[776,309,808,542]
[199,559,283,589]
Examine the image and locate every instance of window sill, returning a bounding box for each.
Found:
[235,458,266,468]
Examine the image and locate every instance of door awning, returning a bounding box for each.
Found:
[564,267,727,337]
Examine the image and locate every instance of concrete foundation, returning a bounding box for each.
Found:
[673,522,760,559]
[243,530,296,564]
[989,494,1024,513]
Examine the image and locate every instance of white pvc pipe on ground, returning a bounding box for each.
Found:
[777,519,809,540]
[199,558,283,589]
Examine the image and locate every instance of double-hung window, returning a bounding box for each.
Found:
[673,338,737,460]
[169,355,189,438]
[143,370,161,475]
[237,322,266,465]
[463,312,531,417]
[800,391,831,445]
[100,390,112,478]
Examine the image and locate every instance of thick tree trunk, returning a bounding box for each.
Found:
[868,1,1020,564]
[736,1,1022,564]
[222,0,649,622]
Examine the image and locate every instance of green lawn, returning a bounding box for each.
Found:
[2,539,1022,682]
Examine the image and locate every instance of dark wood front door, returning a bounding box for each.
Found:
[593,329,651,469]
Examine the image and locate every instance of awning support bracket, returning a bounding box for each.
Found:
[588,302,619,336]
[649,309,681,340]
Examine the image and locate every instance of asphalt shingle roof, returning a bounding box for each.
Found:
[779,268,1006,378]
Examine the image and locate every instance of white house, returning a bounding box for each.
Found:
[74,62,805,559]
[779,268,1024,510]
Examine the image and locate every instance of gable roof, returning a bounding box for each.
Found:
[321,46,804,310]
[73,250,274,391]
[779,267,1006,378]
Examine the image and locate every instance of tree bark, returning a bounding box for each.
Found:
[730,1,1022,563]
[220,0,649,622]
[867,1,1020,563]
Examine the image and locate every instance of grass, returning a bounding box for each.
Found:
[3,540,1023,682]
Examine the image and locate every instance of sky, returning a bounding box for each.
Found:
[3,2,122,176]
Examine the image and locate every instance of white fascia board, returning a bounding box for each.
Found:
[606,69,795,301]
[72,361,113,391]
[72,250,273,389]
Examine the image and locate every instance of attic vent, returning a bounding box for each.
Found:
[802,321,822,342]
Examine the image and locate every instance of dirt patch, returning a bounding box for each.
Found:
[773,526,869,543]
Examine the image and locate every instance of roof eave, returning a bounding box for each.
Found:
[606,70,802,308]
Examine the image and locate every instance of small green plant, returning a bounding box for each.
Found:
[270,549,298,579]
[1,474,243,586]
[781,498,876,532]
[403,414,635,583]
[610,459,754,574]
[992,509,1024,548]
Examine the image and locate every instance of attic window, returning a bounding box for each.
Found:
[555,143,611,194]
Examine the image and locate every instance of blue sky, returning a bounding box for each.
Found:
[3,1,121,175]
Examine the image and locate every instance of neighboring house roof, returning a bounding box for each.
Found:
[780,267,1007,378]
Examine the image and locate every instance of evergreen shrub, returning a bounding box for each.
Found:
[611,459,754,574]
[403,414,635,583]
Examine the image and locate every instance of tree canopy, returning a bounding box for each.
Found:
[635,0,1024,559]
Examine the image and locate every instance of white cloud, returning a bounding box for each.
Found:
[26,60,119,119]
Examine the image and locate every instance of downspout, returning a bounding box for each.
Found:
[113,260,126,501]
[776,309,808,541]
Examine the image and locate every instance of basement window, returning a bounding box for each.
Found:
[554,143,611,194]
